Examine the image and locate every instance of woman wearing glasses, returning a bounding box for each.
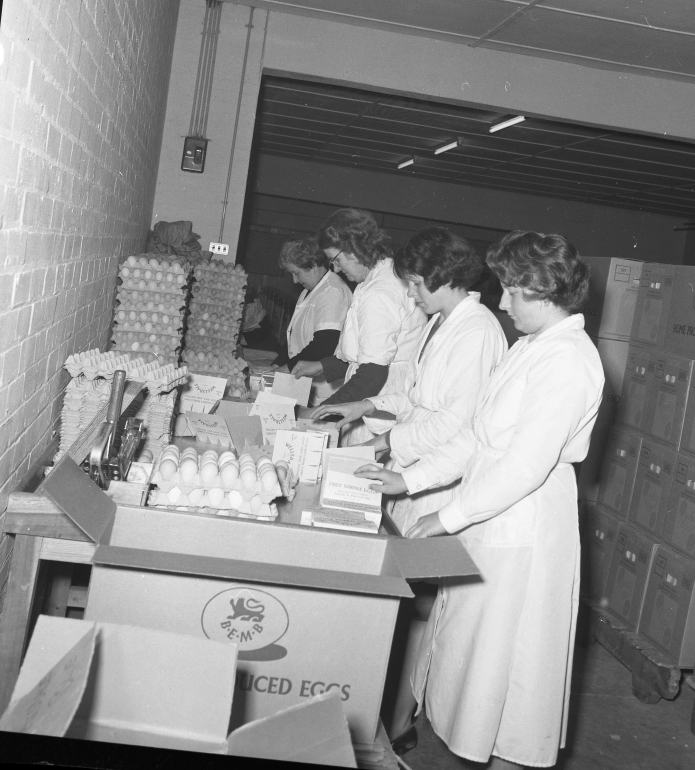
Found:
[293,208,426,444]
[272,237,352,406]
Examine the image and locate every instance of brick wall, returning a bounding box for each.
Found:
[0,0,180,610]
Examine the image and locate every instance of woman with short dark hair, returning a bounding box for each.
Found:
[273,237,352,405]
[294,209,427,443]
[358,230,604,769]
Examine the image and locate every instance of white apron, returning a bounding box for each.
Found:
[287,271,352,406]
[369,293,507,533]
[409,314,604,767]
[335,259,426,446]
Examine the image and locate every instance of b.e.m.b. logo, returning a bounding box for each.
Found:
[201,586,289,661]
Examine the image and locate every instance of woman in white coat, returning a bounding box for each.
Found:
[312,227,507,533]
[293,209,426,444]
[272,238,352,406]
[358,231,604,768]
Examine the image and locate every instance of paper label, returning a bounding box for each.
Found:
[271,372,312,408]
[321,455,383,514]
[180,374,227,414]
[272,430,327,483]
[184,413,233,448]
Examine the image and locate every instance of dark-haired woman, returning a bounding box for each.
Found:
[294,209,426,443]
[272,238,352,405]
[359,231,605,768]
[312,227,506,532]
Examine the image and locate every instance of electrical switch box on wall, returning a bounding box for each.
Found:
[181,136,208,172]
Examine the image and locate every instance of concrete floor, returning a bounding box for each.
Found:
[400,641,694,770]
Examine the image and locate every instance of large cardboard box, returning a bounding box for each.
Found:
[596,425,642,519]
[83,506,478,746]
[678,376,695,460]
[580,501,622,601]
[627,439,677,540]
[582,257,643,341]
[591,336,630,425]
[663,454,695,560]
[615,345,656,433]
[603,522,658,630]
[577,419,611,502]
[663,265,695,358]
[643,352,694,448]
[0,615,357,765]
[637,545,695,667]
[629,263,676,348]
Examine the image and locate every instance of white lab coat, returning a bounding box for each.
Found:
[287,271,352,405]
[407,314,604,768]
[337,258,426,444]
[367,293,507,533]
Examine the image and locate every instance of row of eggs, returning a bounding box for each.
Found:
[182,349,247,370]
[123,255,188,272]
[160,487,273,513]
[117,299,185,314]
[191,288,246,302]
[193,261,247,275]
[121,275,187,291]
[113,324,181,339]
[117,289,186,306]
[115,309,182,325]
[159,446,280,492]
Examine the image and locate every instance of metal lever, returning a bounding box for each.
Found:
[88,370,126,489]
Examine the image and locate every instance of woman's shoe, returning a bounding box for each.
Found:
[391,723,418,756]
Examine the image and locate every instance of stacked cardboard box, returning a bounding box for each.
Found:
[579,260,695,668]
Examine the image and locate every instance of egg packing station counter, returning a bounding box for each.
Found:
[0,392,480,765]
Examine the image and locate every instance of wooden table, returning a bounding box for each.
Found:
[0,478,321,715]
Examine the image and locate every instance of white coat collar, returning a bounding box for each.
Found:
[523,313,585,345]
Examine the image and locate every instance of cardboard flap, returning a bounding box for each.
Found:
[386,536,480,580]
[225,415,264,454]
[93,545,414,598]
[227,690,356,766]
[41,457,116,542]
[0,616,97,736]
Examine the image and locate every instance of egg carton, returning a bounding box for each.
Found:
[111,331,181,349]
[147,488,279,517]
[116,302,186,316]
[64,350,139,379]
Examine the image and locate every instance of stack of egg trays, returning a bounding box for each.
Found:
[148,455,282,517]
[110,254,191,366]
[183,260,248,371]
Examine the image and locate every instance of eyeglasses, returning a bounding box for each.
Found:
[327,250,343,265]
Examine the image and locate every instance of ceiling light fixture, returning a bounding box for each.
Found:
[489,115,526,134]
[397,157,416,169]
[433,138,463,155]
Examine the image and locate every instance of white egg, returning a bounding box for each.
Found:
[200,462,218,484]
[220,463,239,486]
[250,495,263,512]
[208,487,225,506]
[228,490,244,509]
[159,458,178,481]
[168,487,182,503]
[261,470,277,493]
[187,487,205,506]
[241,468,256,489]
[180,458,198,483]
[219,450,237,465]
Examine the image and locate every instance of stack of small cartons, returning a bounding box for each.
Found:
[579,258,695,668]
[56,349,188,464]
[181,259,248,393]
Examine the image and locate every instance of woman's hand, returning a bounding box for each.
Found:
[354,464,407,495]
[404,512,447,539]
[310,400,375,429]
[291,360,323,379]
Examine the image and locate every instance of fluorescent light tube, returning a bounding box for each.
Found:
[489,115,525,133]
[397,158,415,169]
[434,140,460,155]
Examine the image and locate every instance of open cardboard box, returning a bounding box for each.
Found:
[0,615,356,766]
[40,457,479,747]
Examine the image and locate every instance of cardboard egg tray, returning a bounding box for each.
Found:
[147,488,279,519]
[118,281,188,295]
[150,464,282,503]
